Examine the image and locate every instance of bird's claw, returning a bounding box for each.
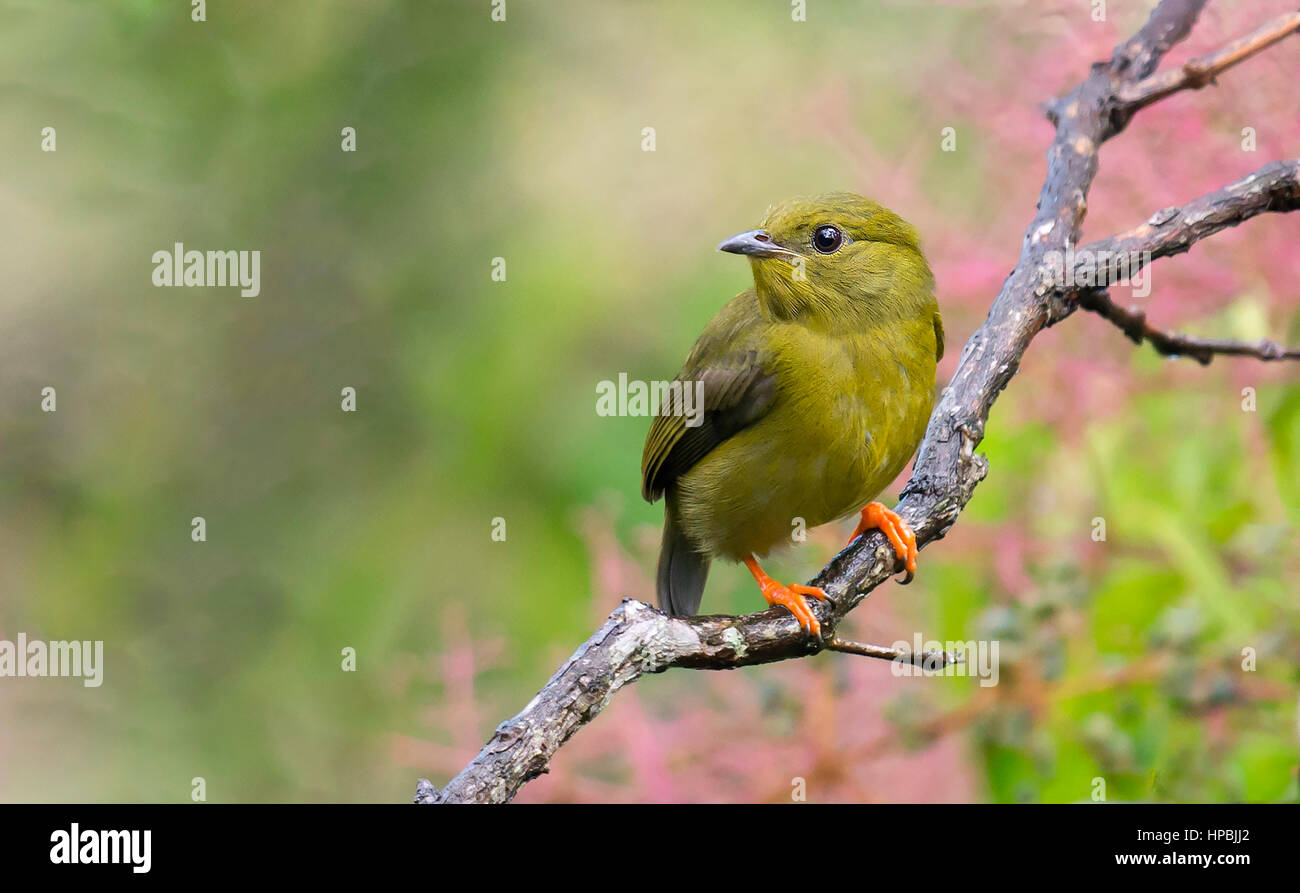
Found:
[759,579,828,639]
[849,502,919,578]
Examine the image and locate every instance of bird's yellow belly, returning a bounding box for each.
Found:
[674,354,933,562]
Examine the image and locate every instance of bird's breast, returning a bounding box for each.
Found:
[674,322,936,562]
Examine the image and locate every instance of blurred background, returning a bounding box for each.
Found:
[0,0,1296,803]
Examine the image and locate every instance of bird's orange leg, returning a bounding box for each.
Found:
[847,502,919,577]
[743,555,828,637]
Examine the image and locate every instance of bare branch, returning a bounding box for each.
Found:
[411,600,969,804]
[419,0,1300,804]
[1118,11,1300,112]
[415,599,830,805]
[825,637,965,667]
[1079,289,1300,364]
[1077,159,1300,274]
[1060,158,1300,362]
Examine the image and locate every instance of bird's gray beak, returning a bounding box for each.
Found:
[717,229,795,259]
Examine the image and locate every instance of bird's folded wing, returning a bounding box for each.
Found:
[640,352,777,502]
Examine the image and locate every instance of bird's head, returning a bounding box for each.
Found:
[718,192,934,327]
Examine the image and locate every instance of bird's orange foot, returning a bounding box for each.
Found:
[847,501,919,581]
[743,556,827,637]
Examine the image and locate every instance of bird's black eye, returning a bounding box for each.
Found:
[812,224,843,254]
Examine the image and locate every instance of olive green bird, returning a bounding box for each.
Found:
[641,193,943,637]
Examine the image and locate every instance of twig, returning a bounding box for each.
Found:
[1117,10,1300,112]
[825,637,965,668]
[1078,288,1300,364]
[1069,159,1300,279]
[418,0,1300,804]
[1055,158,1300,362]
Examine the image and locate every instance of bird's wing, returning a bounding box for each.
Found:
[641,294,778,502]
[933,310,946,361]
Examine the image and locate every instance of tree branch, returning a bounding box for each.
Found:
[824,636,965,667]
[1117,10,1300,112]
[1073,159,1300,278]
[1079,289,1300,364]
[1061,158,1300,362]
[418,0,1300,804]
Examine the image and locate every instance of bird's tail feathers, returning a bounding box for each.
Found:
[656,506,710,618]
